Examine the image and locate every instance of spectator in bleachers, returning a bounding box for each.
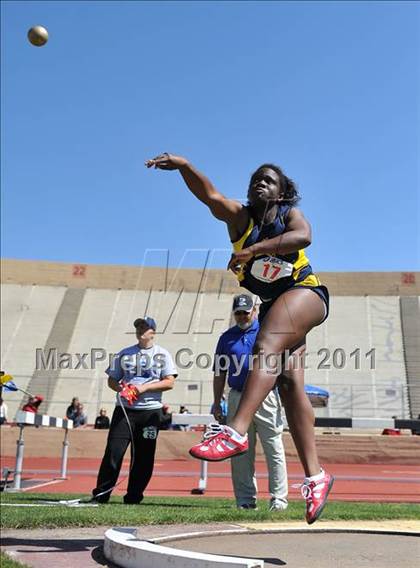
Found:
[66,397,80,420]
[0,397,8,425]
[175,405,191,431]
[72,403,88,428]
[22,395,43,414]
[94,408,110,430]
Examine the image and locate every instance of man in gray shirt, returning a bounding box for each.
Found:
[92,317,177,504]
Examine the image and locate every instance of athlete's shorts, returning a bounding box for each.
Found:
[255,277,329,377]
[258,283,330,326]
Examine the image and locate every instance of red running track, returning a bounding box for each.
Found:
[1,456,419,502]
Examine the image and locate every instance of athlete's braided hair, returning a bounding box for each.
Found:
[249,163,301,206]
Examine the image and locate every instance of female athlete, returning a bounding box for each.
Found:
[145,153,334,523]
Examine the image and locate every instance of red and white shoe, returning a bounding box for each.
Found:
[301,469,334,524]
[189,424,248,462]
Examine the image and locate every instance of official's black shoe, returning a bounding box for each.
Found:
[123,495,143,505]
[91,494,110,504]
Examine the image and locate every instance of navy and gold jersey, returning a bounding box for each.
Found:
[232,203,323,302]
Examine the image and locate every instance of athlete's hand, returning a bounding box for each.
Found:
[145,153,189,170]
[227,248,254,274]
[212,403,224,423]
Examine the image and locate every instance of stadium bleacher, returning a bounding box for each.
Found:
[1,259,419,422]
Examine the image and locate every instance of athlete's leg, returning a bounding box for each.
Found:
[229,288,325,476]
[277,345,320,477]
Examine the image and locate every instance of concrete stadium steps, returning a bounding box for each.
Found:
[47,289,235,420]
[1,284,67,416]
[46,288,126,419]
[28,288,86,406]
[400,296,420,417]
[301,296,408,418]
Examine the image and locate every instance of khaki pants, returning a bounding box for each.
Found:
[227,388,288,507]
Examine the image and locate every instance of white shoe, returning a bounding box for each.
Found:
[269,498,288,511]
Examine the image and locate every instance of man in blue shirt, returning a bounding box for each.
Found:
[212,294,288,511]
[92,317,177,504]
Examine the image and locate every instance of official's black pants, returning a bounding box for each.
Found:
[92,405,162,504]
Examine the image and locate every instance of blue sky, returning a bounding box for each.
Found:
[1,1,419,272]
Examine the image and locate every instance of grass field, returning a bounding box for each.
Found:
[1,552,31,568]
[1,492,419,529]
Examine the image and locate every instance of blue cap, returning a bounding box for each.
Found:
[133,317,157,331]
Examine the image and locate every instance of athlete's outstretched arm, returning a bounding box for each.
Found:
[145,153,244,224]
